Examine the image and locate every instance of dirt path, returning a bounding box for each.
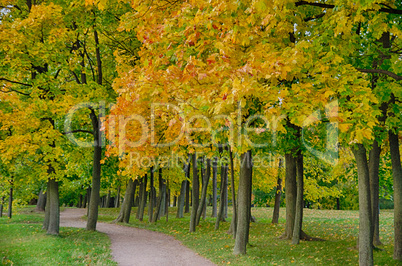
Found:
[60,208,215,266]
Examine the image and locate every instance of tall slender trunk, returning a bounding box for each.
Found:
[224,169,228,219]
[138,175,147,221]
[105,190,111,208]
[176,180,187,218]
[190,153,199,232]
[114,179,136,223]
[272,158,283,224]
[228,150,237,237]
[185,180,190,213]
[0,197,4,217]
[47,178,60,235]
[233,151,252,255]
[292,152,304,244]
[368,140,382,246]
[8,181,13,219]
[389,130,402,261]
[148,167,154,222]
[196,158,211,225]
[215,164,228,230]
[283,153,297,239]
[153,168,165,223]
[352,144,373,266]
[212,157,218,217]
[43,179,51,230]
[115,185,120,208]
[86,109,102,231]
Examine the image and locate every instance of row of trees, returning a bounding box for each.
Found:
[1,0,402,265]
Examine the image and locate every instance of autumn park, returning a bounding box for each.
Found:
[1,0,402,265]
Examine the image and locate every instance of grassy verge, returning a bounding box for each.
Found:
[0,207,116,266]
[98,206,401,266]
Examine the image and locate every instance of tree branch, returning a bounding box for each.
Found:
[356,68,402,81]
[63,130,94,135]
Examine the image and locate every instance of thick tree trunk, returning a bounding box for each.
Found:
[177,180,187,218]
[228,150,237,237]
[272,158,283,224]
[368,140,383,246]
[138,175,147,221]
[190,153,199,232]
[47,178,60,235]
[233,151,252,255]
[8,185,13,219]
[212,157,218,217]
[389,130,402,261]
[185,180,190,213]
[283,153,297,239]
[292,152,304,245]
[215,164,228,230]
[196,158,211,225]
[352,144,373,266]
[36,187,46,212]
[148,167,155,222]
[114,179,136,223]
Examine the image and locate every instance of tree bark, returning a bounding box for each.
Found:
[114,179,136,223]
[368,140,383,246]
[8,183,13,219]
[233,151,252,255]
[105,190,111,208]
[212,157,218,217]
[138,175,147,221]
[283,153,297,239]
[352,144,373,266]
[47,178,60,235]
[272,158,283,224]
[0,197,4,217]
[292,152,304,244]
[152,168,165,223]
[228,150,237,237]
[36,187,46,212]
[148,167,155,222]
[185,180,190,213]
[190,153,199,232]
[215,164,228,230]
[43,179,51,230]
[177,180,187,218]
[196,158,211,225]
[389,130,402,261]
[115,185,120,208]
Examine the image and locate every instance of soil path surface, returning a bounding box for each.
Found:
[60,208,215,266]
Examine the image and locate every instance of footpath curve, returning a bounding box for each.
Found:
[60,208,215,266]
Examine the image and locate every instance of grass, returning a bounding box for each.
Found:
[0,207,116,266]
[97,206,402,266]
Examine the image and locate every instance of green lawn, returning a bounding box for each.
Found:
[0,208,116,266]
[97,206,401,266]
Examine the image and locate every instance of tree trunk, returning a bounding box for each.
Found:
[114,179,136,223]
[8,184,13,219]
[228,150,237,237]
[177,180,187,218]
[233,151,252,255]
[283,153,297,239]
[36,187,46,212]
[352,144,373,266]
[153,168,165,223]
[196,158,211,225]
[0,197,4,217]
[43,179,51,230]
[190,153,199,232]
[148,167,155,222]
[224,169,228,219]
[47,178,60,235]
[272,158,283,224]
[115,185,120,208]
[185,180,190,213]
[215,164,228,230]
[389,130,402,261]
[138,175,147,221]
[166,185,170,222]
[212,157,218,217]
[105,190,111,208]
[292,152,304,245]
[368,140,383,246]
